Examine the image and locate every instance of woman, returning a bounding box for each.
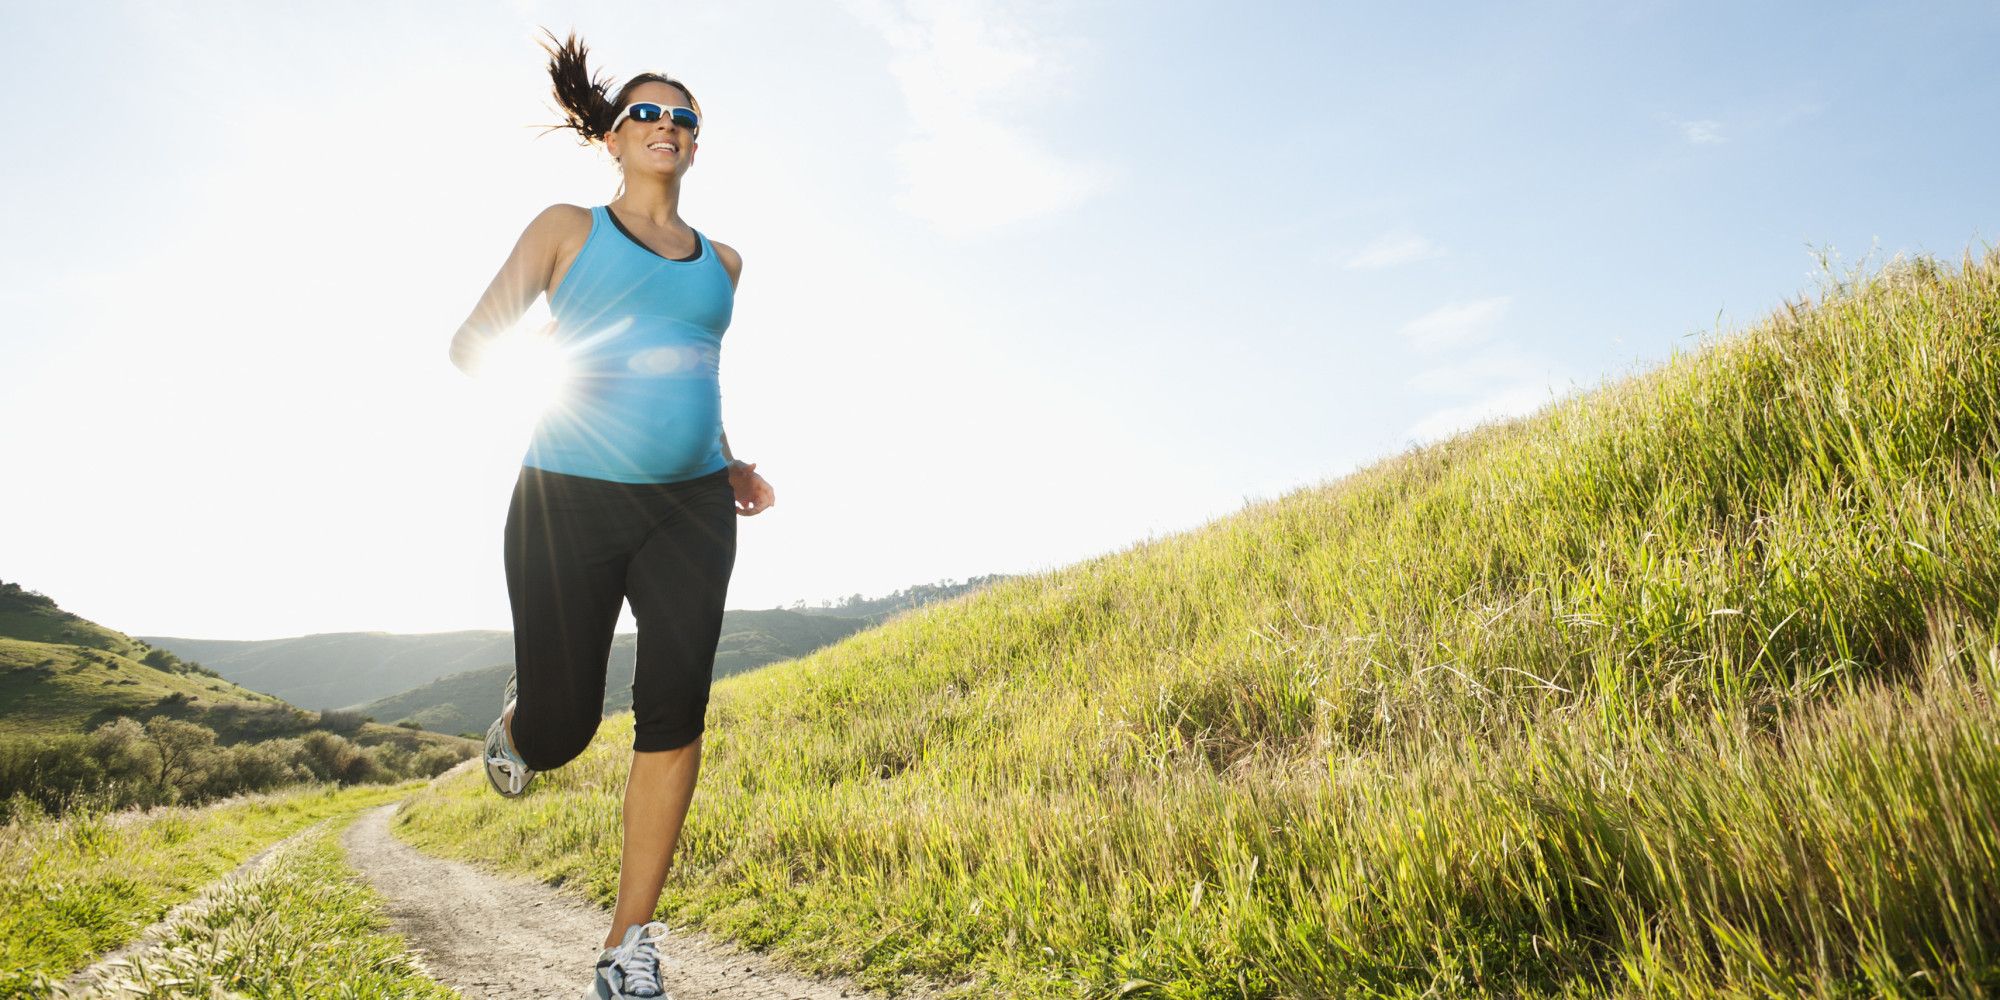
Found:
[445,28,774,1000]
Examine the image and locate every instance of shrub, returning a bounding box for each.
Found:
[296,731,386,785]
[0,735,106,814]
[199,741,309,799]
[314,708,369,732]
[413,746,464,778]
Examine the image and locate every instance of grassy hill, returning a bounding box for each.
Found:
[0,584,465,756]
[397,248,2000,998]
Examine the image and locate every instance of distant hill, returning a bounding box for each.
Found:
[0,581,464,755]
[143,576,1011,732]
[131,631,516,713]
[144,609,873,718]
[787,574,1013,619]
[356,609,879,736]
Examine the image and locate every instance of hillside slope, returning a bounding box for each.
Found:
[405,248,2000,998]
[0,584,465,756]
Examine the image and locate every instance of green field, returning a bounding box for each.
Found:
[396,247,2000,997]
[0,781,422,994]
[75,810,458,1000]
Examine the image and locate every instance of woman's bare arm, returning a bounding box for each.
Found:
[446,205,585,376]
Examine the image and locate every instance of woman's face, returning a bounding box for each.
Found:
[608,81,698,178]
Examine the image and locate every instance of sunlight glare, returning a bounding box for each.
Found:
[474,322,574,424]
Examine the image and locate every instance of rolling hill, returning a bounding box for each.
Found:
[144,580,1011,733]
[0,581,465,756]
[356,609,886,736]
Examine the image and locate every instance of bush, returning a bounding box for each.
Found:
[413,746,464,778]
[0,714,474,817]
[314,708,370,732]
[0,580,58,611]
[0,735,107,814]
[199,741,309,799]
[296,731,385,785]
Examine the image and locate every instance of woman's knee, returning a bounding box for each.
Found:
[512,713,600,771]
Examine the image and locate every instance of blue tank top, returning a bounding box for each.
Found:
[523,204,734,483]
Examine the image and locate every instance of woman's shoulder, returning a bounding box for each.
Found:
[531,203,594,236]
[704,235,743,287]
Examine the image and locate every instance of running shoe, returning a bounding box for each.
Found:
[483,671,537,797]
[588,920,673,998]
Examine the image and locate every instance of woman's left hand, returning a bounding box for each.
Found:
[728,460,775,516]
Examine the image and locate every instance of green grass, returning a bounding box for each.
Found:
[69,813,459,999]
[398,246,2000,998]
[1,625,474,756]
[0,635,292,738]
[0,781,421,994]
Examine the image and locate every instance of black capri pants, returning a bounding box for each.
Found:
[503,462,736,770]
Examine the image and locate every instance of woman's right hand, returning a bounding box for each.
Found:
[727,461,775,516]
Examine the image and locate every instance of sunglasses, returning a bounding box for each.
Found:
[610,102,701,136]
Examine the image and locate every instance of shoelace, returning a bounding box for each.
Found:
[486,753,526,794]
[615,921,671,996]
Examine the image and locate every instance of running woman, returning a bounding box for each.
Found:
[445,28,775,999]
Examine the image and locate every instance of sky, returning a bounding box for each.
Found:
[3,0,1997,640]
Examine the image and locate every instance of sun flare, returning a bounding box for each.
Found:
[474,324,575,422]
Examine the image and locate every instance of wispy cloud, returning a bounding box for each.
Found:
[1398,296,1511,352]
[1405,383,1556,443]
[1343,231,1444,270]
[1404,348,1540,396]
[1677,118,1725,144]
[842,0,1113,237]
[1398,296,1563,443]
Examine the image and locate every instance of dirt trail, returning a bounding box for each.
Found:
[342,801,906,999]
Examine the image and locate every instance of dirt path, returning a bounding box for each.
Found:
[342,801,906,999]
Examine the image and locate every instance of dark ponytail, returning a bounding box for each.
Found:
[534,27,703,148]
[537,28,617,143]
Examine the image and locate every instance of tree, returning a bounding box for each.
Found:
[142,717,218,800]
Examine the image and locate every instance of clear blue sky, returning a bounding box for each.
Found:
[4,0,1996,638]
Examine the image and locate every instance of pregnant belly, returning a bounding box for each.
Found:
[528,373,723,481]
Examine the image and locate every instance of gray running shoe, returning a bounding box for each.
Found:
[589,920,673,998]
[483,671,537,797]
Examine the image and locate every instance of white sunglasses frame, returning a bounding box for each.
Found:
[609,101,701,137]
